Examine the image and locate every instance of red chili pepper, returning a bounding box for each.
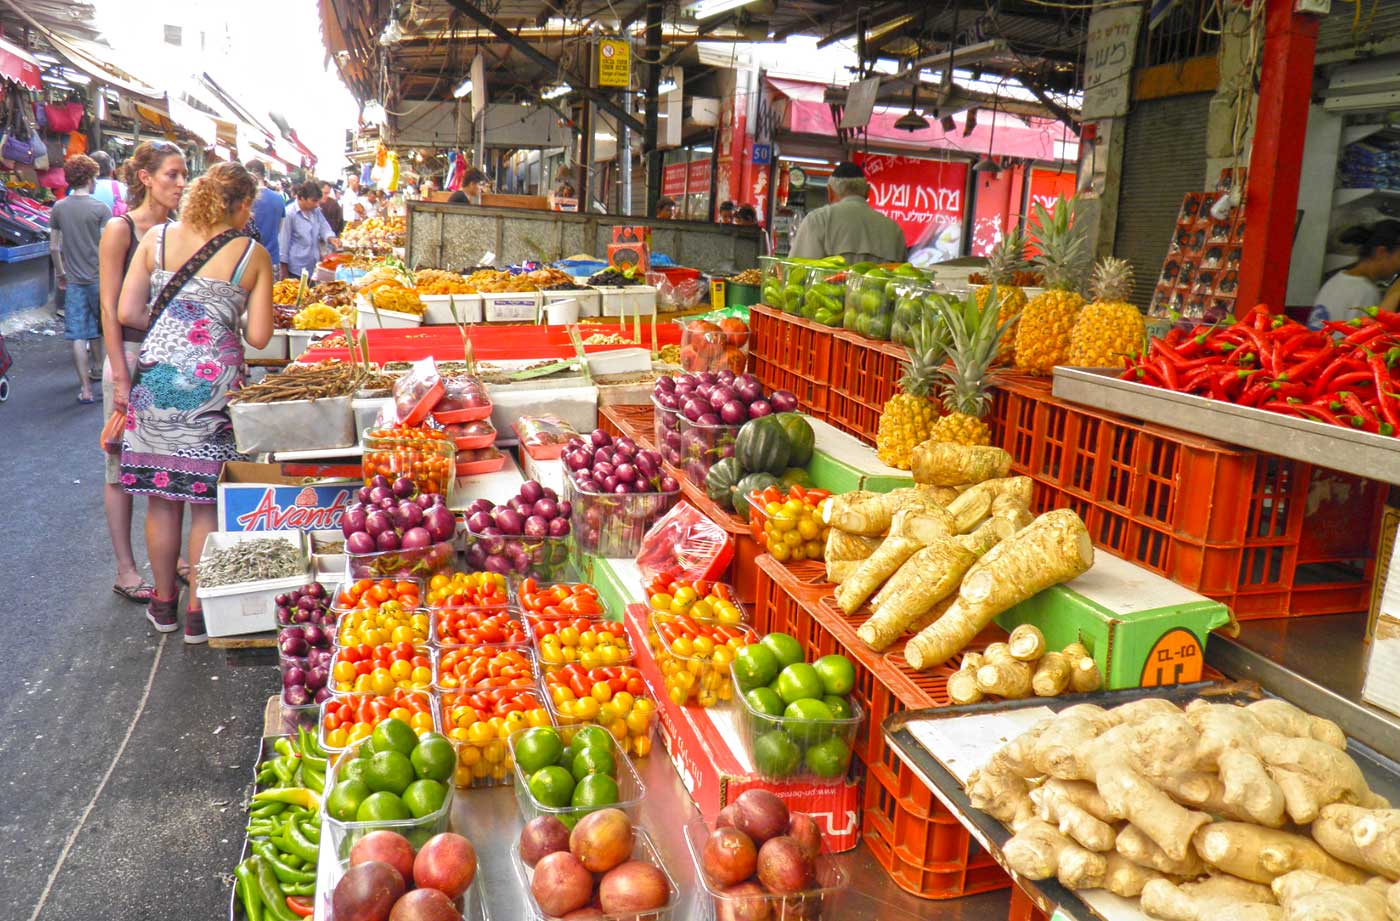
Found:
[1277,343,1335,384]
[1342,322,1388,349]
[1269,381,1310,401]
[1297,404,1348,427]
[1367,351,1400,430]
[1239,380,1274,408]
[1154,356,1181,390]
[287,896,314,918]
[1261,400,1304,415]
[1341,391,1379,428]
[1312,357,1369,397]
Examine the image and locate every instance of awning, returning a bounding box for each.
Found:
[0,35,42,91]
[32,30,162,102]
[167,96,219,146]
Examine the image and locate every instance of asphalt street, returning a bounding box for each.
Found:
[0,321,275,921]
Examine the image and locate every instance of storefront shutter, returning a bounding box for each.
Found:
[1113,93,1212,308]
[1318,5,1400,56]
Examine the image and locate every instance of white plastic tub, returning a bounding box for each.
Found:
[243,330,289,361]
[229,395,356,454]
[482,291,542,323]
[356,297,424,329]
[196,530,309,637]
[543,288,601,318]
[422,293,483,325]
[600,285,658,317]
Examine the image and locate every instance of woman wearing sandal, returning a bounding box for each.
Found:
[99,141,187,604]
[117,163,274,643]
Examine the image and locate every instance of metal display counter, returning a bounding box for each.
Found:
[405,202,762,275]
[882,684,1400,921]
[1052,366,1400,485]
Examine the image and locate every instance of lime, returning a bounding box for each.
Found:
[823,695,854,721]
[744,687,786,717]
[813,655,855,696]
[753,729,801,778]
[529,766,576,809]
[326,778,370,822]
[571,746,616,782]
[410,734,456,782]
[759,633,804,669]
[733,644,780,692]
[363,750,416,796]
[572,772,620,809]
[402,778,448,818]
[340,757,370,785]
[804,737,852,779]
[516,727,565,775]
[567,726,614,760]
[784,698,834,743]
[371,718,419,757]
[356,791,411,822]
[776,663,824,704]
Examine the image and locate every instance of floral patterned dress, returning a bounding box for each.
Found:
[120,226,256,503]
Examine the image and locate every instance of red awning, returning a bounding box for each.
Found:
[0,36,42,91]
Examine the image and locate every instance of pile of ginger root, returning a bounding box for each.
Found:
[966,696,1400,921]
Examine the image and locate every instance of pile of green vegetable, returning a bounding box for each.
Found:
[842,263,932,341]
[703,412,816,518]
[234,727,324,920]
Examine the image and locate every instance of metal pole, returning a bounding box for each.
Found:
[1237,1,1319,311]
[585,101,596,212]
[643,0,663,216]
[474,111,485,171]
[620,86,633,216]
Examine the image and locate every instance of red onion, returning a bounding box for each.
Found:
[370,474,390,489]
[396,500,423,530]
[524,516,549,539]
[365,510,393,537]
[356,486,373,504]
[369,485,393,504]
[533,498,559,519]
[495,508,524,536]
[770,390,799,412]
[391,476,416,499]
[520,480,545,504]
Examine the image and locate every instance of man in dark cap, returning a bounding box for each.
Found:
[789,162,906,264]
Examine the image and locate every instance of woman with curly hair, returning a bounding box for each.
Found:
[117,162,275,643]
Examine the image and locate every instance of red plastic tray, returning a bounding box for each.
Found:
[433,404,493,424]
[299,323,682,364]
[455,450,508,477]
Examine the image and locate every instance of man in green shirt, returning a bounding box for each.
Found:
[789,162,906,264]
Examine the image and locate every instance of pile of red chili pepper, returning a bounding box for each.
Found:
[1121,304,1400,436]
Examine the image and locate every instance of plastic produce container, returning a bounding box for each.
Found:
[532,615,635,671]
[644,583,750,627]
[462,527,571,584]
[544,677,659,759]
[511,829,679,921]
[317,690,439,755]
[322,734,454,859]
[441,685,553,788]
[438,418,496,451]
[325,642,434,695]
[652,394,681,463]
[433,644,539,693]
[431,605,530,649]
[508,727,646,826]
[730,662,864,783]
[361,428,456,496]
[314,858,487,921]
[677,318,747,374]
[563,477,680,558]
[759,256,793,310]
[801,268,846,327]
[890,281,944,347]
[843,271,907,341]
[277,644,330,712]
[674,414,741,487]
[647,612,757,707]
[683,817,848,915]
[333,605,434,647]
[346,540,457,581]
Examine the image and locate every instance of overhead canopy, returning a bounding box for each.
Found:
[0,35,41,90]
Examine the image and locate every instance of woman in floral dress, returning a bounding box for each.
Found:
[118,163,274,643]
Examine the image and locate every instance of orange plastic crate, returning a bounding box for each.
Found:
[987,375,1385,618]
[749,353,828,417]
[748,305,836,383]
[598,403,656,449]
[826,391,880,446]
[1008,885,1050,921]
[831,331,905,409]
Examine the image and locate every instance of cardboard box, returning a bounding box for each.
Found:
[218,462,358,533]
[805,418,913,494]
[625,603,862,852]
[1366,505,1400,644]
[611,225,652,246]
[995,553,1233,690]
[608,241,650,274]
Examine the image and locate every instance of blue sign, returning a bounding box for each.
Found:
[752,143,771,166]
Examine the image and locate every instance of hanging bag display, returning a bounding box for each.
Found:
[43,102,84,134]
[0,97,35,166]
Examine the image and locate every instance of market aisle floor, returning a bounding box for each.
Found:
[0,326,272,921]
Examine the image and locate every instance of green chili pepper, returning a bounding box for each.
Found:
[274,738,295,759]
[251,841,317,885]
[271,757,296,788]
[281,881,316,897]
[251,788,319,811]
[253,854,300,921]
[302,768,324,796]
[298,814,320,845]
[283,817,321,864]
[249,800,286,819]
[234,859,264,921]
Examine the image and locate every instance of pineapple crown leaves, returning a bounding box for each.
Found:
[933,289,1013,416]
[986,226,1027,283]
[1029,194,1088,294]
[896,295,952,398]
[1090,256,1135,303]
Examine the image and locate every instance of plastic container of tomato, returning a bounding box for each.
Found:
[516,580,610,620]
[441,685,553,788]
[432,605,530,648]
[326,642,435,695]
[644,580,750,626]
[508,726,647,826]
[434,645,539,693]
[361,427,456,496]
[544,665,658,758]
[318,689,440,755]
[530,615,634,670]
[455,447,508,478]
[334,605,434,647]
[647,613,757,707]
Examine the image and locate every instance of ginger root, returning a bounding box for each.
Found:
[1115,823,1207,876]
[1008,624,1047,661]
[1032,652,1072,697]
[1193,822,1370,885]
[1311,805,1400,881]
[1003,819,1108,889]
[1104,852,1167,898]
[1270,870,1390,921]
[1031,781,1117,851]
[1140,875,1283,921]
[1247,699,1347,750]
[1255,733,1389,825]
[912,441,1013,487]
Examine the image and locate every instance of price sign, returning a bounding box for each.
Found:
[596,38,631,88]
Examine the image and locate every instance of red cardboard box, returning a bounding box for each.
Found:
[608,241,650,274]
[611,225,652,246]
[624,604,862,852]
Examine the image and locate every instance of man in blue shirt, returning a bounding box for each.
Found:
[278,181,339,280]
[245,160,286,273]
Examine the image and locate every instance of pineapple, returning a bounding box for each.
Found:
[1015,196,1088,375]
[876,304,948,469]
[1067,257,1145,369]
[976,226,1028,355]
[927,290,1016,446]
